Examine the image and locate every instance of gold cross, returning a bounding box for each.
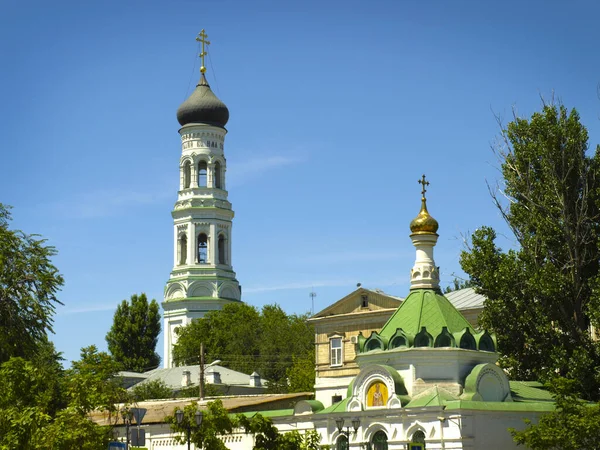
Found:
[418,174,430,198]
[196,29,210,73]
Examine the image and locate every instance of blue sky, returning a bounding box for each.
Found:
[2,0,600,365]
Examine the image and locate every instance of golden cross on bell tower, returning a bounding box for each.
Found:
[418,174,430,199]
[196,29,210,74]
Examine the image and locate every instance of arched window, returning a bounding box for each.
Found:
[411,430,426,449]
[198,233,208,263]
[371,430,388,450]
[198,161,207,187]
[178,234,187,265]
[389,335,407,349]
[214,161,222,188]
[183,161,191,188]
[218,234,226,264]
[414,327,433,347]
[335,435,348,450]
[479,332,496,352]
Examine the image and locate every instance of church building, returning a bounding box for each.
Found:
[104,32,558,449]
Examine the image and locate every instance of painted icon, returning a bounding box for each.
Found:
[366,381,388,407]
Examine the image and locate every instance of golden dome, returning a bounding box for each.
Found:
[410,198,439,234]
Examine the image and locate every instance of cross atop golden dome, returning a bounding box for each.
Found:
[410,175,439,234]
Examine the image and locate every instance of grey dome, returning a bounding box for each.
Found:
[176,74,229,127]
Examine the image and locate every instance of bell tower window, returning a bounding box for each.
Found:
[214,161,222,189]
[178,234,187,265]
[218,234,226,264]
[198,161,207,187]
[198,233,208,263]
[183,161,191,188]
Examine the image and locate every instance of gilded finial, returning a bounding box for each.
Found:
[196,29,210,73]
[410,174,439,234]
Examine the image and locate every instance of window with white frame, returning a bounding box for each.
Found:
[330,337,342,367]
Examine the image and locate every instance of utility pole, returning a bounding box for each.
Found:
[199,342,205,400]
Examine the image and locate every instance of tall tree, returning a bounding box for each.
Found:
[0,203,64,363]
[510,378,600,450]
[173,303,314,391]
[105,293,161,372]
[0,345,124,449]
[460,103,600,398]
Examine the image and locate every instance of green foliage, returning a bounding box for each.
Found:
[67,345,127,414]
[0,205,122,448]
[173,302,261,367]
[511,378,600,449]
[0,203,64,363]
[460,103,600,399]
[106,293,161,372]
[287,351,315,393]
[0,345,121,449]
[177,382,221,398]
[131,379,174,401]
[238,414,323,450]
[443,277,472,293]
[173,303,314,391]
[167,400,233,449]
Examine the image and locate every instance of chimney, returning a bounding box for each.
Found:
[249,371,261,387]
[181,370,191,386]
[205,369,221,384]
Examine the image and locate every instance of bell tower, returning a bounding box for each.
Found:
[162,30,241,368]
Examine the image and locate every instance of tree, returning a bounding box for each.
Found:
[460,103,600,398]
[167,400,233,450]
[173,303,314,392]
[258,305,313,391]
[131,379,174,401]
[443,276,473,293]
[511,378,600,449]
[173,302,261,369]
[238,414,324,450]
[106,293,161,372]
[0,345,123,449]
[287,351,315,393]
[0,203,64,363]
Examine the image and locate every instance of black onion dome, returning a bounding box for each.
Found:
[176,73,229,127]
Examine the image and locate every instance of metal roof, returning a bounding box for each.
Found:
[444,287,485,310]
[135,364,263,391]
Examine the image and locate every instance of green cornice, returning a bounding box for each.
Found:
[169,268,236,275]
[163,296,242,303]
[172,207,233,214]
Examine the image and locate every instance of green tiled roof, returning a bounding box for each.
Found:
[233,409,294,418]
[444,400,555,412]
[379,289,474,339]
[405,386,458,408]
[318,398,349,414]
[510,381,554,403]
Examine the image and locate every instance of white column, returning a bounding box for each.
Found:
[193,223,198,263]
[208,162,214,188]
[186,223,193,266]
[173,227,178,267]
[191,158,198,187]
[210,223,218,264]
